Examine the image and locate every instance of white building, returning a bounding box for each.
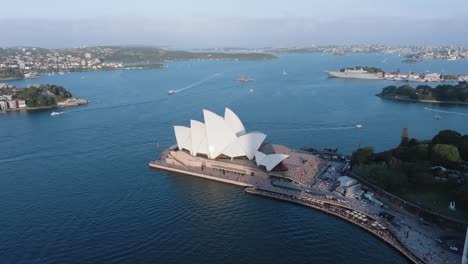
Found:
[173,108,289,171]
[0,95,13,101]
[17,100,26,108]
[0,101,8,110]
[7,100,17,109]
[336,176,362,197]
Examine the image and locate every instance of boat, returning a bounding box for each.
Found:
[282,69,287,75]
[58,72,64,75]
[300,146,318,152]
[238,76,253,82]
[168,90,176,95]
[50,111,62,116]
[355,124,363,128]
[434,115,441,119]
[323,146,338,152]
[325,68,383,80]
[248,89,254,92]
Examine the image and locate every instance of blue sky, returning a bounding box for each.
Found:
[1,0,468,47]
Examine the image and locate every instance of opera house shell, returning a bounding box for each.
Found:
[174,108,289,171]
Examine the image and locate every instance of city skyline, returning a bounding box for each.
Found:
[2,0,468,48]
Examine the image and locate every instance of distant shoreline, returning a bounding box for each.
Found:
[4,99,89,112]
[376,94,468,105]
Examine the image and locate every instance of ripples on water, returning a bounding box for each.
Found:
[3,53,465,263]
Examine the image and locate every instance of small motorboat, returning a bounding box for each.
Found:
[249,89,255,92]
[434,115,441,119]
[355,124,363,128]
[168,90,176,95]
[324,146,338,152]
[50,111,62,116]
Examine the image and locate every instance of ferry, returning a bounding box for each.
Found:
[168,90,176,95]
[238,76,253,82]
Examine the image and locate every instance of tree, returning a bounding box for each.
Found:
[370,166,408,193]
[432,130,462,145]
[395,85,415,97]
[351,147,374,165]
[455,184,468,210]
[431,144,461,165]
[457,135,468,162]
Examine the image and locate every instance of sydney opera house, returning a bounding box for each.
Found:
[150,108,325,187]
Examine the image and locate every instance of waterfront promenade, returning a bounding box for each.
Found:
[150,148,462,264]
[245,187,426,264]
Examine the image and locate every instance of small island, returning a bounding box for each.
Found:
[377,83,468,104]
[0,84,88,112]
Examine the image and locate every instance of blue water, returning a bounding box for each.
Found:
[2,53,468,263]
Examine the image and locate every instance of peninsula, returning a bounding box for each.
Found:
[377,83,468,105]
[0,83,88,112]
[149,108,464,264]
[0,46,277,80]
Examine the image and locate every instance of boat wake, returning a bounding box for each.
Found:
[174,72,224,93]
[272,126,356,132]
[424,107,468,116]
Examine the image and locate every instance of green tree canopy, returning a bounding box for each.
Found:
[351,147,374,165]
[455,184,468,210]
[432,130,462,146]
[431,144,461,165]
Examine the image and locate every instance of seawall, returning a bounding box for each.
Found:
[245,188,425,264]
[149,161,252,188]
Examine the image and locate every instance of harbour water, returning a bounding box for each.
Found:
[2,53,468,263]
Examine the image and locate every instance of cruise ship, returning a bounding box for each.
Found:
[326,68,384,80]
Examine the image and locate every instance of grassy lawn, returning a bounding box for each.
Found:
[402,191,468,220]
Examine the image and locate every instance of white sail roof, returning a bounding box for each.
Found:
[254,151,289,171]
[203,109,237,159]
[238,132,266,160]
[224,107,246,137]
[255,151,267,166]
[174,126,191,152]
[222,140,246,158]
[173,108,269,164]
[190,120,208,156]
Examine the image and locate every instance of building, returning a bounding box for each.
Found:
[155,108,327,186]
[0,101,8,111]
[173,108,289,170]
[16,99,26,108]
[7,100,17,109]
[335,176,362,197]
[0,95,13,101]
